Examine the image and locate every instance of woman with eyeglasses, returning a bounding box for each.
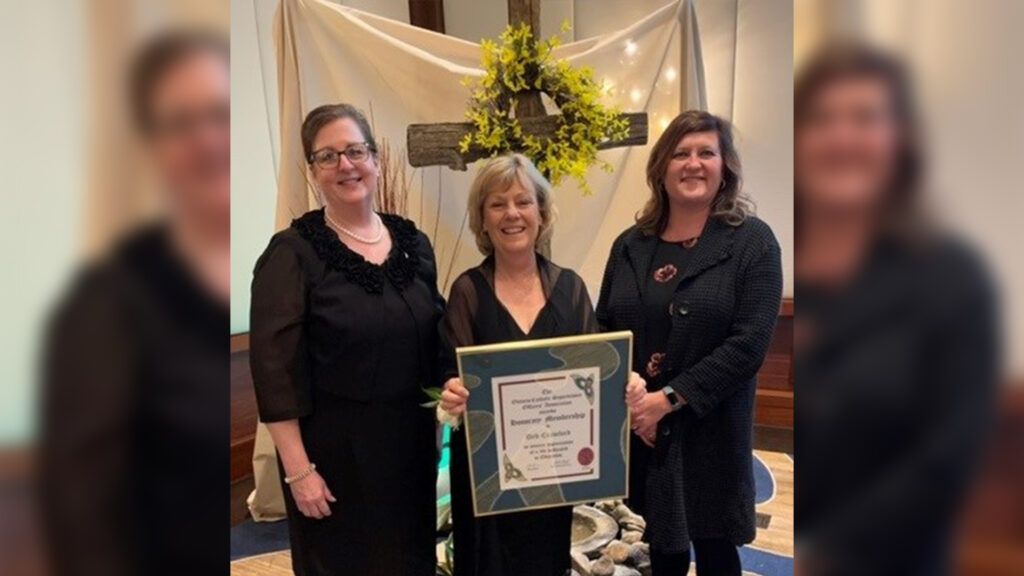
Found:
[249,103,443,575]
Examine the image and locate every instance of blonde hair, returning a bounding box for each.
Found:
[467,153,557,256]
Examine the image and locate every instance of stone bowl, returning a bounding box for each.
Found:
[571,505,619,558]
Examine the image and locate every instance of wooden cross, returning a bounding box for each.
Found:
[407,0,649,171]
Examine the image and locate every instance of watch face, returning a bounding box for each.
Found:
[662,387,679,406]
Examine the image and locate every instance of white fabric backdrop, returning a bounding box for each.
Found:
[230,0,795,335]
[273,0,702,297]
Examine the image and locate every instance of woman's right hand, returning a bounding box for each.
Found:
[625,371,647,407]
[289,469,336,519]
[440,377,470,417]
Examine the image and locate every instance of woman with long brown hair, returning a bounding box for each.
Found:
[597,110,782,575]
[794,44,997,576]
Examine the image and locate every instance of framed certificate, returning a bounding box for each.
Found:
[456,331,633,517]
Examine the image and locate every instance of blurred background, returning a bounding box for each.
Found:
[0,2,228,575]
[795,0,1023,574]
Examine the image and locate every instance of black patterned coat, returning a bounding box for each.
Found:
[596,215,782,552]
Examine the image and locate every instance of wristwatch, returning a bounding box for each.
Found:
[661,386,685,412]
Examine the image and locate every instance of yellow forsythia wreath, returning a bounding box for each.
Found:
[460,22,630,195]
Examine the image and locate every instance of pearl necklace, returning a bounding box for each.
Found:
[325,209,385,244]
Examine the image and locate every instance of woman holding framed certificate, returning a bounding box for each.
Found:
[597,111,783,575]
[438,154,644,576]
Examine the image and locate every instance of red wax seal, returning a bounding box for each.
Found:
[577,447,594,466]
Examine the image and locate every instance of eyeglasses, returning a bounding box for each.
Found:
[152,104,230,139]
[309,143,373,168]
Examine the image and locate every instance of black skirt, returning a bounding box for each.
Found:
[280,390,437,576]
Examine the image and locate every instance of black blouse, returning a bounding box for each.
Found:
[250,209,445,421]
[641,239,696,387]
[440,254,598,380]
[440,254,598,576]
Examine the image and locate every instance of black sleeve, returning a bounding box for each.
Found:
[439,274,478,382]
[39,266,139,576]
[670,232,783,417]
[596,235,624,333]
[416,230,447,388]
[570,271,600,335]
[418,230,447,321]
[249,235,313,422]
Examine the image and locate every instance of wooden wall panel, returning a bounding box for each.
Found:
[409,0,445,33]
[754,299,794,427]
[230,334,258,483]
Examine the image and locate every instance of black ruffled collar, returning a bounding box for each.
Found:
[291,209,420,294]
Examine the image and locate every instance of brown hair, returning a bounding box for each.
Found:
[301,104,378,164]
[129,29,229,134]
[795,43,923,231]
[467,154,557,256]
[637,110,752,235]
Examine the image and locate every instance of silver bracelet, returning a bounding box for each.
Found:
[284,463,317,484]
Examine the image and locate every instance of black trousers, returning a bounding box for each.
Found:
[651,538,741,576]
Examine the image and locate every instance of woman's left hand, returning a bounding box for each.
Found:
[631,391,672,441]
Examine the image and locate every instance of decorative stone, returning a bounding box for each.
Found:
[571,550,592,576]
[619,513,647,532]
[627,543,650,568]
[611,504,633,521]
[572,506,620,559]
[613,566,642,576]
[604,540,631,564]
[591,556,616,576]
[621,530,643,544]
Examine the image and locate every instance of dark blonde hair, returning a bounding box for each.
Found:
[467,154,557,256]
[637,110,752,235]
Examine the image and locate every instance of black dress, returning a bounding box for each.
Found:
[628,239,695,539]
[249,209,444,576]
[441,254,598,576]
